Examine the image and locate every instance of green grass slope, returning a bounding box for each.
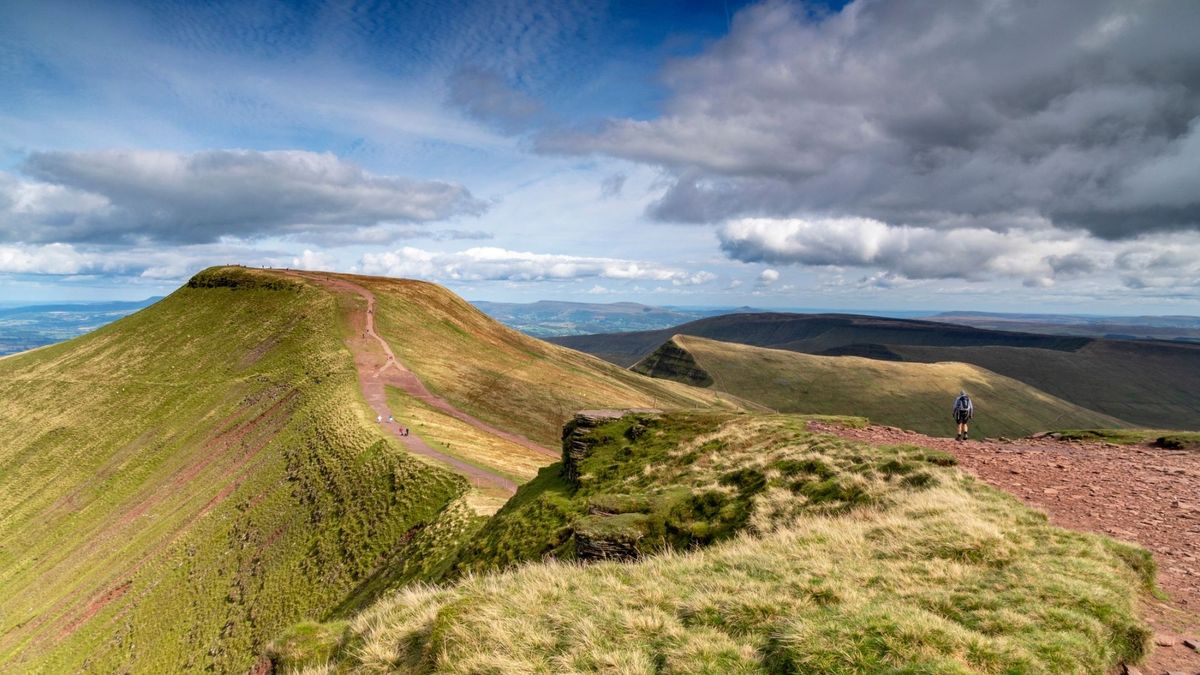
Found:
[632,335,1124,438]
[0,267,473,673]
[272,412,1155,674]
[345,274,748,447]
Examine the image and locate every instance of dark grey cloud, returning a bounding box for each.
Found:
[542,0,1200,239]
[447,67,542,133]
[3,150,486,245]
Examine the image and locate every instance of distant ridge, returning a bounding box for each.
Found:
[632,335,1123,438]
[550,312,1200,429]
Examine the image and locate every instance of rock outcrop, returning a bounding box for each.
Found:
[630,337,714,387]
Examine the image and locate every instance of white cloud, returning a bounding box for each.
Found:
[757,268,780,286]
[3,149,485,245]
[719,216,1200,291]
[358,246,716,285]
[0,243,107,275]
[292,249,336,271]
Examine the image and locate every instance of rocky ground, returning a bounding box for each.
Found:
[809,422,1200,675]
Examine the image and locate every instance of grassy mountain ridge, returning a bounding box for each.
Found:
[272,412,1154,674]
[0,267,473,673]
[632,335,1124,438]
[549,312,1200,429]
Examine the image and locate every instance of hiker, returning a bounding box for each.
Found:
[388,415,394,423]
[953,391,973,441]
[376,414,382,423]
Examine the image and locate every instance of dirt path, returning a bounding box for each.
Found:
[810,422,1200,674]
[288,272,557,494]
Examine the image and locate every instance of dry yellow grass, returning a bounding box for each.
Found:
[645,335,1122,437]
[386,385,550,483]
[340,274,752,446]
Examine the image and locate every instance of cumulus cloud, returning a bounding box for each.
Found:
[1,150,486,245]
[0,241,278,279]
[719,216,1200,289]
[543,0,1200,239]
[358,246,716,285]
[757,268,779,286]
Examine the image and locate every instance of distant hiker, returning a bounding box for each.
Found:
[388,415,394,423]
[376,414,382,423]
[402,427,409,436]
[953,391,973,441]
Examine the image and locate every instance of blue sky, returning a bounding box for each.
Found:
[1,0,1198,313]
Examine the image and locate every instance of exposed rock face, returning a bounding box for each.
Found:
[630,337,714,387]
[561,409,657,484]
[560,411,660,561]
[573,514,648,561]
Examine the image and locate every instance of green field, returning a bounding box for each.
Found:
[632,335,1124,438]
[273,413,1154,673]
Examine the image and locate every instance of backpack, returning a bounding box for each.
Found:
[954,395,972,414]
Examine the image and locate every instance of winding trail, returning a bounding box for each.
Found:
[290,272,555,495]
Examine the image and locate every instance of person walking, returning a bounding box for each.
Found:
[953,391,973,441]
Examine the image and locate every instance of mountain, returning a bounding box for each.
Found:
[0,298,162,356]
[270,411,1152,673]
[470,299,746,337]
[631,335,1123,437]
[549,313,1200,430]
[0,267,740,673]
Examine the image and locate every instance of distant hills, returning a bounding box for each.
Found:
[550,312,1200,430]
[932,311,1200,342]
[632,335,1122,437]
[471,299,753,337]
[0,298,161,356]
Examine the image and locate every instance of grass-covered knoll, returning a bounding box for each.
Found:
[350,274,749,447]
[273,413,1155,674]
[1051,428,1200,449]
[449,412,932,575]
[635,335,1123,438]
[0,266,472,673]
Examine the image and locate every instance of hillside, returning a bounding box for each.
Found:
[0,267,473,673]
[631,335,1124,438]
[0,267,743,673]
[549,312,1200,429]
[339,273,746,448]
[271,412,1155,673]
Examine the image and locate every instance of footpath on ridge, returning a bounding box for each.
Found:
[289,272,556,496]
[810,421,1200,674]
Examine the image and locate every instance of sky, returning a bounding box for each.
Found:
[1,0,1199,313]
